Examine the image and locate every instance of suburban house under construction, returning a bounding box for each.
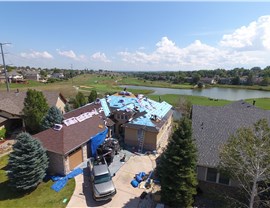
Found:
[100,91,173,151]
[34,102,113,175]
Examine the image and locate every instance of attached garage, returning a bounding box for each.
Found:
[68,148,83,171]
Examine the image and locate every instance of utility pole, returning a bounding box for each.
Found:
[71,63,74,86]
[0,43,11,92]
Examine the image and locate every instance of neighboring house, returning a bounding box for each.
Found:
[218,77,231,85]
[8,71,24,83]
[0,91,67,131]
[34,102,113,175]
[239,76,248,85]
[0,73,6,83]
[185,77,193,84]
[192,101,270,193]
[100,91,173,151]
[51,73,64,79]
[200,77,217,85]
[24,71,41,81]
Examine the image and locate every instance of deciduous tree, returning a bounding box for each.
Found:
[219,119,270,208]
[22,89,49,133]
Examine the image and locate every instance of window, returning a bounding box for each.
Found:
[206,168,217,182]
[125,115,128,120]
[117,114,120,119]
[206,168,230,185]
[218,172,230,185]
[121,115,124,119]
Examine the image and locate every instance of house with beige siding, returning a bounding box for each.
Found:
[192,100,270,193]
[100,91,173,152]
[0,90,66,132]
[34,102,113,175]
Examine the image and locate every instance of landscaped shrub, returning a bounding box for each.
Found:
[0,128,6,140]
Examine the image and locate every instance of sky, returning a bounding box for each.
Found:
[0,1,270,71]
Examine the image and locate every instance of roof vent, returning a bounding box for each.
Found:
[95,98,101,104]
[53,124,63,131]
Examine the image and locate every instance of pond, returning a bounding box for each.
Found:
[120,85,270,101]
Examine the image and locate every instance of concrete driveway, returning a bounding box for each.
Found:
[66,154,157,208]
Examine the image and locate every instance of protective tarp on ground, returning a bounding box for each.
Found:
[51,168,83,192]
[91,128,108,157]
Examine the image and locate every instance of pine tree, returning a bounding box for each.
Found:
[8,132,48,191]
[64,103,71,112]
[157,117,198,207]
[41,106,63,130]
[74,92,86,108]
[22,89,49,133]
[88,90,98,103]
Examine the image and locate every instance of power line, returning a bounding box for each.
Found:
[0,42,11,92]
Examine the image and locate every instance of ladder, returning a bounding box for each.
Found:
[138,129,145,153]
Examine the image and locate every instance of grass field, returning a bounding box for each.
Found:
[149,94,232,107]
[1,74,270,109]
[0,155,75,208]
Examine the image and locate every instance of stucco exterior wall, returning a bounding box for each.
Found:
[124,115,173,151]
[56,97,66,114]
[124,127,158,150]
[47,151,66,175]
[156,115,173,148]
[124,127,139,147]
[82,144,87,162]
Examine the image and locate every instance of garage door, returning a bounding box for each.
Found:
[69,148,83,170]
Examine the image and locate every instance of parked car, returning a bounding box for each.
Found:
[89,157,116,201]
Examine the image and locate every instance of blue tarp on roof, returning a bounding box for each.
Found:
[100,98,111,117]
[91,128,108,157]
[51,168,83,192]
[106,94,172,128]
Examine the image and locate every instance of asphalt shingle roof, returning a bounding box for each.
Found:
[192,100,270,168]
[34,103,107,155]
[0,91,66,116]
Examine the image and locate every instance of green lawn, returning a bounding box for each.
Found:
[245,98,270,110]
[118,77,193,89]
[149,94,232,107]
[0,155,75,208]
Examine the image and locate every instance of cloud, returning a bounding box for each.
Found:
[91,52,111,63]
[118,16,270,70]
[20,50,53,59]
[118,36,267,70]
[56,49,87,61]
[220,15,270,50]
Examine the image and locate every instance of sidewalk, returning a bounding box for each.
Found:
[0,139,15,157]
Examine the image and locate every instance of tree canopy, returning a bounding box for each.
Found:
[41,106,63,130]
[219,119,270,208]
[88,90,98,103]
[8,132,48,191]
[73,92,87,108]
[22,89,49,133]
[157,117,197,207]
